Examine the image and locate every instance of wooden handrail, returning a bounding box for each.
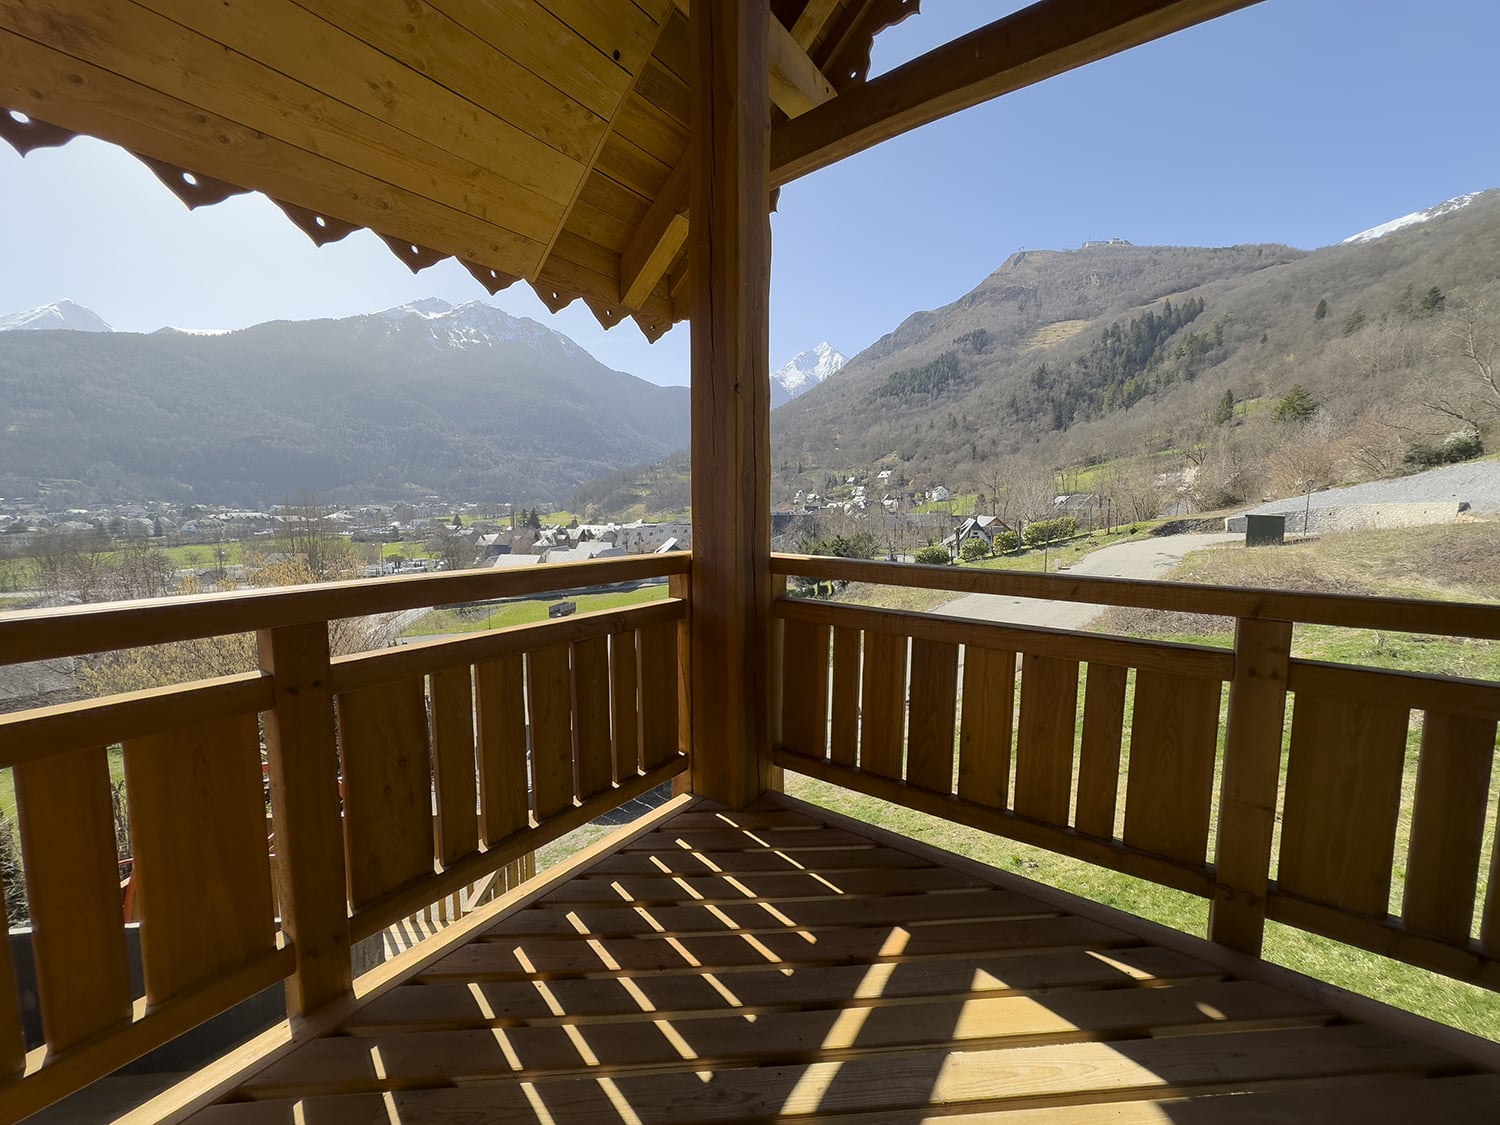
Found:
[771,552,1500,638]
[0,553,689,665]
[0,673,272,769]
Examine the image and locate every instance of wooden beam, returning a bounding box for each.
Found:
[620,155,690,308]
[535,0,675,285]
[768,15,837,116]
[688,0,772,807]
[772,0,1264,185]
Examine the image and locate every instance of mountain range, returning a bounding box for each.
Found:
[0,296,847,508]
[561,188,1500,519]
[7,186,1497,517]
[0,299,692,506]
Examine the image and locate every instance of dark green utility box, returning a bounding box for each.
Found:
[1245,514,1285,547]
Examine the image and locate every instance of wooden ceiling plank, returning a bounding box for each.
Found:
[578,174,652,229]
[773,0,1265,185]
[531,0,674,298]
[0,2,564,248]
[427,0,639,118]
[0,31,546,282]
[592,132,676,207]
[613,95,690,168]
[134,0,583,203]
[537,0,672,86]
[292,0,608,165]
[620,156,690,308]
[562,195,636,253]
[635,59,691,130]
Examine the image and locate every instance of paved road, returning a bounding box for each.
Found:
[933,532,1240,630]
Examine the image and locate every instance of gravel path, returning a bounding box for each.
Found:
[1242,459,1500,518]
[933,532,1239,630]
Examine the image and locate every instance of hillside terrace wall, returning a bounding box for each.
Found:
[1226,501,1463,535]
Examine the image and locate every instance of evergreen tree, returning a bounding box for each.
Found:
[1421,285,1447,314]
[1274,384,1318,424]
[1342,308,1366,336]
[1314,298,1328,320]
[1212,388,1235,426]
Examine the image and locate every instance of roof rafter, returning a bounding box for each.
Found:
[533,0,675,286]
[771,0,1264,186]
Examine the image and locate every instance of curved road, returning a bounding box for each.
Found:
[933,532,1239,630]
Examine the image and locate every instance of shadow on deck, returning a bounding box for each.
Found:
[151,796,1500,1124]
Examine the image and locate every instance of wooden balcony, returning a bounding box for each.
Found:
[2,551,1500,1122]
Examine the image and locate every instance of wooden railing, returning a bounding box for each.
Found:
[770,553,1500,991]
[0,554,689,1121]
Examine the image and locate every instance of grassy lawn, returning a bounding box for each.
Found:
[400,584,669,637]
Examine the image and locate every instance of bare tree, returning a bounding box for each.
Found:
[1423,301,1500,431]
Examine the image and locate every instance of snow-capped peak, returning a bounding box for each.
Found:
[0,299,113,332]
[374,298,585,357]
[1342,191,1485,245]
[771,342,846,406]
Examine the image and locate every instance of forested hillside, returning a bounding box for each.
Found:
[767,190,1500,515]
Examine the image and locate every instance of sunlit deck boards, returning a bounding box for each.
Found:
[174,798,1500,1124]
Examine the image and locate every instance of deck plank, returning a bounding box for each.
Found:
[197,1026,1469,1122]
[169,798,1497,1125]
[535,866,989,903]
[482,887,1060,936]
[241,980,1335,1095]
[582,844,934,874]
[420,916,1140,980]
[344,947,1225,1031]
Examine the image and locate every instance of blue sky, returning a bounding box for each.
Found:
[3,0,1498,387]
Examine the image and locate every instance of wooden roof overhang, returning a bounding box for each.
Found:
[0,0,1260,341]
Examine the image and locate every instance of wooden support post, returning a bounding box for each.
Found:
[670,570,695,797]
[257,622,353,1016]
[767,574,787,793]
[1208,617,1293,955]
[688,0,773,808]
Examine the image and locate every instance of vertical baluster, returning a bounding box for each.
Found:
[1014,654,1079,825]
[258,622,351,1014]
[13,747,132,1051]
[430,665,478,867]
[476,656,528,844]
[957,646,1016,809]
[573,636,613,803]
[906,639,959,794]
[1404,711,1496,942]
[528,644,575,819]
[1074,664,1128,838]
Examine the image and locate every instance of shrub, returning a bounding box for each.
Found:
[1022,515,1078,547]
[993,530,1019,554]
[1404,431,1484,467]
[914,545,953,565]
[959,537,990,562]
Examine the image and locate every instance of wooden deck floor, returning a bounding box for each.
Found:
[162,795,1500,1124]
